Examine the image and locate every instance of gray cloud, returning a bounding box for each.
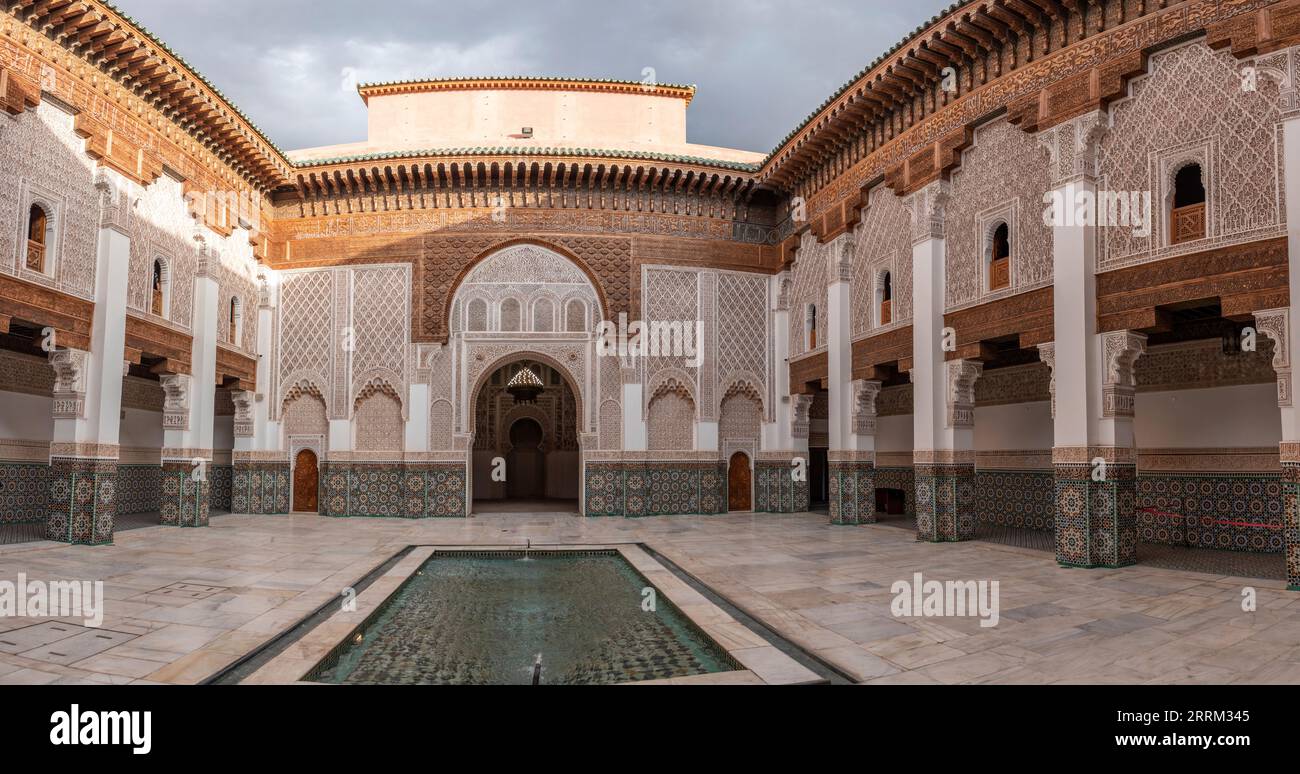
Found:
[114,0,955,154]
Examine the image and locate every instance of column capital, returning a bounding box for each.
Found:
[791,393,814,440]
[1101,330,1147,418]
[828,232,856,285]
[94,169,132,237]
[904,179,949,245]
[850,379,881,436]
[945,359,983,428]
[231,389,256,438]
[1036,342,1057,418]
[159,373,192,431]
[48,348,88,419]
[1254,307,1293,407]
[1246,45,1300,120]
[1036,109,1108,189]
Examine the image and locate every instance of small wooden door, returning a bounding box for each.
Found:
[293,449,318,512]
[728,451,752,511]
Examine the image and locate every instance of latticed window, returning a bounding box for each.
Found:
[880,272,892,325]
[26,204,47,273]
[989,223,1010,291]
[151,260,166,316]
[1171,164,1206,245]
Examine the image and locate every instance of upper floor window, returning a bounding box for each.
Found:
[26,203,51,274]
[805,304,818,350]
[988,222,1010,291]
[151,258,170,317]
[1171,164,1206,245]
[879,272,893,326]
[228,297,243,346]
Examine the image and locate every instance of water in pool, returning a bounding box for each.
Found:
[307,552,736,685]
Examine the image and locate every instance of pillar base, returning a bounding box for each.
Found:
[829,455,875,525]
[232,459,291,515]
[161,461,211,527]
[915,462,975,542]
[1054,461,1137,569]
[47,456,116,545]
[1284,462,1300,589]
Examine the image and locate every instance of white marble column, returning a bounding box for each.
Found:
[46,169,132,543]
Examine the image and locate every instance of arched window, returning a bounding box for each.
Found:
[565,299,587,332]
[26,204,50,273]
[467,299,488,332]
[500,298,521,332]
[532,297,554,332]
[805,304,818,350]
[1171,164,1206,245]
[989,222,1010,291]
[228,297,243,346]
[151,258,169,317]
[880,272,893,326]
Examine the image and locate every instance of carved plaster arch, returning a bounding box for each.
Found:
[446,239,610,331]
[466,350,589,439]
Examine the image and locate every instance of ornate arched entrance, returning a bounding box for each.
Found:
[450,243,605,516]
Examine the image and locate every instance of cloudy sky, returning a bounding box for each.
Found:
[114,0,955,154]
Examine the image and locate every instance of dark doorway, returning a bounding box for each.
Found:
[728,451,752,511]
[809,447,829,508]
[876,488,906,516]
[292,449,319,513]
[505,418,545,500]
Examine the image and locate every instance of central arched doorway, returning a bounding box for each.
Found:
[471,359,580,513]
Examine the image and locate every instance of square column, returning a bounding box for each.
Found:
[829,380,880,525]
[1278,95,1300,588]
[825,234,876,524]
[906,180,978,541]
[756,273,808,513]
[1040,112,1141,568]
[46,171,132,544]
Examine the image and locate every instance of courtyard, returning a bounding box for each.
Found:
[1,511,1295,686]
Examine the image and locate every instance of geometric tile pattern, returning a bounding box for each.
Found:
[231,462,291,515]
[753,459,810,514]
[0,462,48,524]
[1136,473,1283,554]
[584,462,726,518]
[46,458,115,545]
[914,463,975,542]
[873,467,915,517]
[1054,462,1137,569]
[319,463,467,519]
[975,470,1054,531]
[210,464,233,511]
[160,461,210,528]
[116,464,161,516]
[828,461,875,525]
[1285,463,1300,590]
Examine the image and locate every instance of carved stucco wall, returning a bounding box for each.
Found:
[449,243,599,335]
[945,118,1053,310]
[354,388,404,452]
[787,233,827,359]
[128,174,195,330]
[0,100,99,300]
[1099,40,1285,271]
[274,264,410,422]
[851,184,913,337]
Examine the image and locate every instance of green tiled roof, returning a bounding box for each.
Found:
[293,146,761,172]
[357,75,697,92]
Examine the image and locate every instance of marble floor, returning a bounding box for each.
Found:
[0,510,1297,685]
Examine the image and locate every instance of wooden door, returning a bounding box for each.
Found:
[293,449,318,512]
[728,451,752,511]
